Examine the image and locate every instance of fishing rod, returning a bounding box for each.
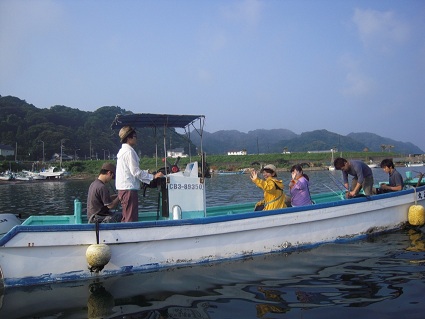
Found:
[322,183,341,196]
[325,171,347,192]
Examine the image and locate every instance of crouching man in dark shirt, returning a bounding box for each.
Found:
[87,163,122,223]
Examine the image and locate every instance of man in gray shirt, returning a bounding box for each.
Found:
[374,159,404,194]
[334,157,374,198]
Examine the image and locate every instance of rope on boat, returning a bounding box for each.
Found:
[413,186,418,205]
[95,219,100,244]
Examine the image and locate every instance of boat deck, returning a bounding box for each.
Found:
[18,191,346,227]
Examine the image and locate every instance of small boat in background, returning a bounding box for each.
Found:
[366,160,378,168]
[13,173,33,181]
[406,162,424,167]
[0,171,13,181]
[39,167,66,179]
[22,170,46,180]
[215,169,245,175]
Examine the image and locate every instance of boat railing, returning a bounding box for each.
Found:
[20,190,348,226]
[21,199,84,226]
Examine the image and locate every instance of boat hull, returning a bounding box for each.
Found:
[1,186,424,288]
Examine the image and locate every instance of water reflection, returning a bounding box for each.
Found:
[1,230,424,318]
[407,228,425,252]
[87,281,115,318]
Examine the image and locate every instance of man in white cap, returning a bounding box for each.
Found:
[116,126,163,222]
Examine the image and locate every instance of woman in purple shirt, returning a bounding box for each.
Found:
[289,164,312,207]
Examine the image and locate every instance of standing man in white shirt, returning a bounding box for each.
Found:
[115,126,163,222]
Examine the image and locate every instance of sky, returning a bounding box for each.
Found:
[1,0,425,151]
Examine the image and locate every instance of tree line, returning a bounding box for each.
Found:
[0,95,195,162]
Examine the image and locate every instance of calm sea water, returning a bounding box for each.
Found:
[1,166,425,318]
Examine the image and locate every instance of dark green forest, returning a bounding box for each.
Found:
[0,95,195,162]
[1,95,422,167]
[2,95,421,175]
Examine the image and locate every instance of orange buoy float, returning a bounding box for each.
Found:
[408,204,425,226]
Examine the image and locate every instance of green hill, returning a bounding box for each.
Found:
[0,95,193,162]
[1,95,422,165]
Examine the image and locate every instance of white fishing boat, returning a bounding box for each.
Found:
[13,173,33,181]
[0,172,13,181]
[39,166,66,178]
[215,169,245,175]
[0,113,424,288]
[406,162,424,167]
[22,170,47,180]
[367,160,378,168]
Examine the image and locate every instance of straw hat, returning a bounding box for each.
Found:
[261,164,276,173]
[119,126,135,142]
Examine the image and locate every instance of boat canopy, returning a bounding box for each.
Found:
[111,113,205,129]
[110,113,206,171]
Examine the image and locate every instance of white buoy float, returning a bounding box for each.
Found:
[86,219,112,273]
[86,243,111,273]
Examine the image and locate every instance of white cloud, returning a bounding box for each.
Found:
[221,0,263,27]
[352,8,410,52]
[339,55,374,97]
[341,72,374,97]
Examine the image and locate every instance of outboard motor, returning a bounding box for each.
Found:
[0,214,21,237]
